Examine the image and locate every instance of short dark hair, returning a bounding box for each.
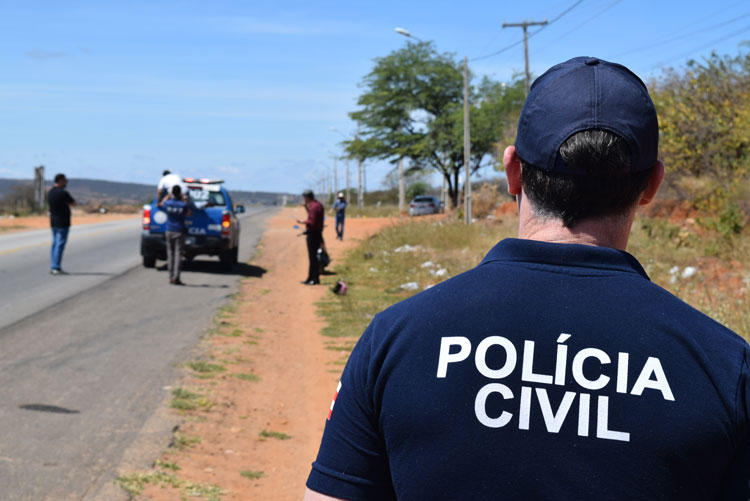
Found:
[172,185,182,197]
[54,173,66,183]
[303,189,315,200]
[163,170,171,176]
[520,129,652,227]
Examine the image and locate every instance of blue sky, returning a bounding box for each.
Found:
[0,1,748,194]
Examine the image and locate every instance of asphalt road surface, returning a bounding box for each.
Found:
[0,207,276,500]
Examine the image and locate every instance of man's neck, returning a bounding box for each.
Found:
[517,193,635,251]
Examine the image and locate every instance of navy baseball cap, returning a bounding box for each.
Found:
[515,56,659,174]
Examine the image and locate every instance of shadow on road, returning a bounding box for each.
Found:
[178,260,268,278]
[19,403,80,414]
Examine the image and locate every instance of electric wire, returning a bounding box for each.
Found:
[614,12,750,58]
[650,23,750,70]
[538,0,623,50]
[470,0,585,62]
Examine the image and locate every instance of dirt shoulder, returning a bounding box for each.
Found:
[0,212,138,233]
[134,207,397,500]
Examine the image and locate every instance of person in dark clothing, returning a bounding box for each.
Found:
[332,192,347,240]
[48,173,76,275]
[160,185,190,285]
[305,57,750,501]
[297,189,324,285]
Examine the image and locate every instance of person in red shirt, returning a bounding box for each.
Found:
[297,189,325,285]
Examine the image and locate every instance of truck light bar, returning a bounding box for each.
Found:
[183,177,224,184]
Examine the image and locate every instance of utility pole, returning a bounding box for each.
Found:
[33,165,45,213]
[333,156,338,196]
[398,157,405,214]
[346,158,351,205]
[357,123,364,209]
[502,19,548,95]
[463,56,471,224]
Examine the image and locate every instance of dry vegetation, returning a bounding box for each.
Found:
[318,213,750,357]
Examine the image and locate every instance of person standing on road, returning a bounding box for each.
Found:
[305,57,750,500]
[157,170,187,204]
[161,185,190,285]
[297,189,324,285]
[332,192,347,240]
[48,173,76,275]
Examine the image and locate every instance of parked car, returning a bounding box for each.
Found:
[140,178,242,270]
[409,195,441,216]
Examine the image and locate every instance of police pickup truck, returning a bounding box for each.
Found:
[140,178,244,270]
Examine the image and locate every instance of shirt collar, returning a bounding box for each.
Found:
[480,238,649,280]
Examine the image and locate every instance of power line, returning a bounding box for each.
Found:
[471,0,585,62]
[650,23,750,70]
[614,12,750,58]
[538,0,623,50]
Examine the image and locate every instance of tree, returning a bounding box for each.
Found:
[406,181,429,200]
[0,183,34,214]
[347,41,524,207]
[651,49,750,191]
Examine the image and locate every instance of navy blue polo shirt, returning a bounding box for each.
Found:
[307,238,750,500]
[162,199,188,232]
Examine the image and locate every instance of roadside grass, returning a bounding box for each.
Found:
[233,372,260,382]
[186,361,227,375]
[259,429,291,440]
[629,215,750,341]
[240,470,265,480]
[155,459,180,471]
[346,204,400,218]
[316,216,518,345]
[115,471,223,500]
[170,388,215,411]
[317,214,750,366]
[172,431,202,451]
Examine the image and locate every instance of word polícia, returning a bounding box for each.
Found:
[436,333,674,442]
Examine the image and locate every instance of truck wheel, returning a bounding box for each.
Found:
[143,256,156,268]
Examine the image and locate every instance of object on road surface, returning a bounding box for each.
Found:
[408,195,441,216]
[141,178,241,270]
[331,281,347,295]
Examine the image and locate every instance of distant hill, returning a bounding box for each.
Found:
[0,178,298,206]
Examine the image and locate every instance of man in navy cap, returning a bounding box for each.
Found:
[305,57,749,500]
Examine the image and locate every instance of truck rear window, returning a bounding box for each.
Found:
[188,187,225,207]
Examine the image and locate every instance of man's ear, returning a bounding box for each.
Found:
[638,160,665,206]
[504,146,522,196]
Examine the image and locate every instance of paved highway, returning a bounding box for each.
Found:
[0,207,276,500]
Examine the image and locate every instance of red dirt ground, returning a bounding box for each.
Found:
[135,208,398,500]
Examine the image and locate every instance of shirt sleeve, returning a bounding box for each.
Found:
[65,191,75,204]
[306,320,395,500]
[720,345,750,500]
